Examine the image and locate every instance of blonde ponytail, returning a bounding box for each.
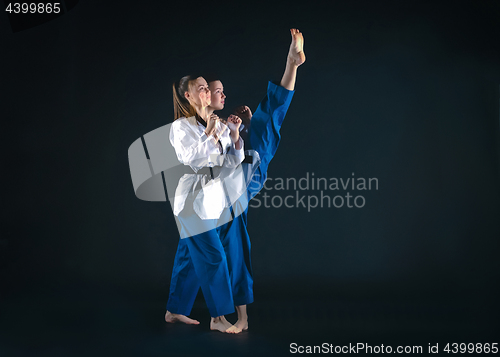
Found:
[172,75,198,120]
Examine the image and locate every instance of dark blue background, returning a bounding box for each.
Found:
[2,0,499,355]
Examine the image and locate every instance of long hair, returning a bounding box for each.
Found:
[172,75,200,121]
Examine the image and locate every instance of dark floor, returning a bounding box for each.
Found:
[1,284,498,357]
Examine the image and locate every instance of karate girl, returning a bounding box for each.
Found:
[165,74,245,333]
[165,29,306,332]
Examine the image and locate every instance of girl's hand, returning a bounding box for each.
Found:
[205,113,219,137]
[226,114,242,143]
[233,105,252,122]
[226,114,242,132]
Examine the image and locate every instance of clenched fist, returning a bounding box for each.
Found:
[233,105,252,122]
[226,114,242,146]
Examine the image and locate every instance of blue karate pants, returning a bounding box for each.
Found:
[167,194,234,318]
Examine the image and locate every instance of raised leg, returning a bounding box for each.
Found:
[280,28,306,91]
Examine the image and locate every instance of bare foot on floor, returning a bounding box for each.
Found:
[165,310,200,325]
[288,28,306,66]
[233,319,248,332]
[210,316,241,334]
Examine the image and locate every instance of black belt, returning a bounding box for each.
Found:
[169,155,253,179]
[198,166,222,179]
[242,155,253,164]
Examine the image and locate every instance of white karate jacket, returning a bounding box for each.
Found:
[169,116,245,219]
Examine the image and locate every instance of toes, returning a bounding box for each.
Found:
[176,315,200,325]
[225,326,242,334]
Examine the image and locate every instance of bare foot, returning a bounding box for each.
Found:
[233,319,248,332]
[288,28,306,66]
[210,316,241,334]
[225,325,242,333]
[233,305,248,333]
[165,310,200,325]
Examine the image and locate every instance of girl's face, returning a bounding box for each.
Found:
[209,80,226,110]
[185,77,211,108]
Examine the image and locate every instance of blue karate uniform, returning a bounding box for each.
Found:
[166,81,294,315]
[168,189,235,318]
